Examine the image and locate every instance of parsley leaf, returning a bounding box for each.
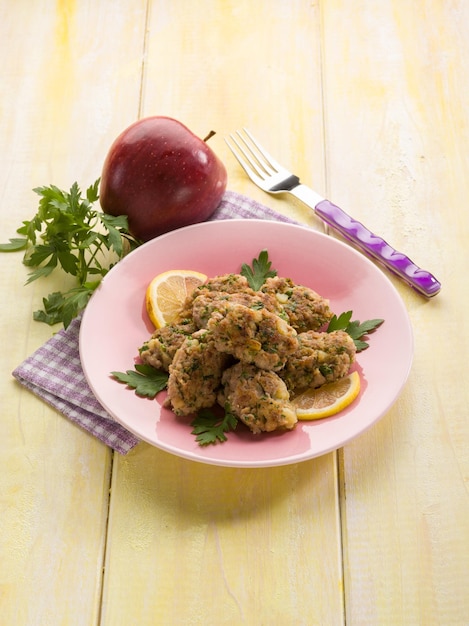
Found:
[327,310,352,331]
[190,407,238,445]
[111,364,169,398]
[327,310,384,351]
[0,238,28,252]
[240,249,277,290]
[1,179,141,327]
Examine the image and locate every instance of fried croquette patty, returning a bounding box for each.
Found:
[175,273,256,323]
[140,322,196,371]
[165,329,230,416]
[261,276,333,332]
[191,290,281,329]
[207,302,298,371]
[219,362,297,434]
[280,329,356,391]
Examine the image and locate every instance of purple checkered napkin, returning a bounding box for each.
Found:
[12,191,298,454]
[210,190,297,224]
[12,315,140,454]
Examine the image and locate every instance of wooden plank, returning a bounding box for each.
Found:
[101,1,345,624]
[320,1,469,623]
[0,2,147,623]
[141,0,329,228]
[103,446,344,625]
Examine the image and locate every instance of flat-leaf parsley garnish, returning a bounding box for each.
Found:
[190,407,238,446]
[327,311,384,352]
[240,249,277,290]
[111,364,168,398]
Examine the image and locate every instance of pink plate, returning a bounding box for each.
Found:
[79,219,413,467]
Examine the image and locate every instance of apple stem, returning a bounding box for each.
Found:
[203,130,216,142]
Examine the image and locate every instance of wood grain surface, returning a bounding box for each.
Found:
[1,2,467,624]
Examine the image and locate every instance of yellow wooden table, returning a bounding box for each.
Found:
[1,2,468,624]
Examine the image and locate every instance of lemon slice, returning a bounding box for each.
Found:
[292,371,361,420]
[146,269,207,328]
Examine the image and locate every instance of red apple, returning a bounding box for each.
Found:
[100,116,227,241]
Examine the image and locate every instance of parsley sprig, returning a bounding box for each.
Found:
[241,249,277,290]
[327,311,384,352]
[0,179,141,327]
[111,364,169,397]
[191,407,238,446]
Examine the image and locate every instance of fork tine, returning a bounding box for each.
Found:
[226,128,297,193]
[231,131,273,178]
[225,134,266,182]
[239,128,285,174]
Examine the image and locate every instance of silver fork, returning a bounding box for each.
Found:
[225,128,441,298]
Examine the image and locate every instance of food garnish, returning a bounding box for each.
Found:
[292,371,361,420]
[327,310,384,352]
[240,249,277,290]
[110,364,168,398]
[0,180,140,327]
[146,269,208,328]
[190,408,238,446]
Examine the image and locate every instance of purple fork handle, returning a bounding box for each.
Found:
[315,199,441,297]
